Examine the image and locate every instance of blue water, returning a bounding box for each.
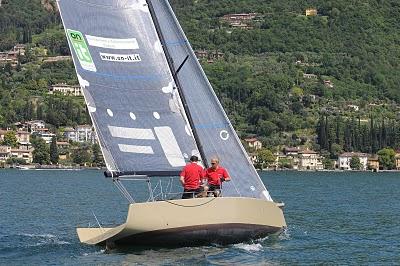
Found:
[0,170,399,265]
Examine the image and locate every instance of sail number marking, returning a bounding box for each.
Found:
[67,29,96,72]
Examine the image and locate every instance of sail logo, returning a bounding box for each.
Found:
[67,29,96,72]
[86,35,139,50]
[100,53,141,63]
[108,125,186,167]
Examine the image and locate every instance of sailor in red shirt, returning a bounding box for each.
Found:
[179,155,205,199]
[204,157,230,197]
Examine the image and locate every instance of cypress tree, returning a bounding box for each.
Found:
[50,136,59,164]
[317,115,326,150]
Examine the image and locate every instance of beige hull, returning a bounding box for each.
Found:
[77,197,286,247]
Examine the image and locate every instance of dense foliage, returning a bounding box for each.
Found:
[1,0,399,155]
[317,115,400,158]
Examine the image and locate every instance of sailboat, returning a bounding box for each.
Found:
[57,0,286,247]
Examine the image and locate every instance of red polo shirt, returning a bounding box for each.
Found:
[205,166,230,186]
[180,162,204,189]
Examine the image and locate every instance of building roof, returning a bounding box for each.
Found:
[244,138,259,142]
[299,150,318,154]
[339,152,368,158]
[76,124,92,129]
[284,147,301,152]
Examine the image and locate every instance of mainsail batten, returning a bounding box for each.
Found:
[58,0,200,175]
[149,0,272,200]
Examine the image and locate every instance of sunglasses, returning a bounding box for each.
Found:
[211,162,218,165]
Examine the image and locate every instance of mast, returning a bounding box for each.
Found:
[146,0,209,168]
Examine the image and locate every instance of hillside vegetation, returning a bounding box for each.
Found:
[1,0,400,156]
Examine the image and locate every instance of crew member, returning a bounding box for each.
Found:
[205,157,230,197]
[180,155,204,199]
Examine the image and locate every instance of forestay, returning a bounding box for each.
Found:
[57,0,200,176]
[149,0,273,200]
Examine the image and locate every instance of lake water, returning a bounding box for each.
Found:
[0,169,399,265]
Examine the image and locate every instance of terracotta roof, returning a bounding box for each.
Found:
[244,138,259,142]
[340,152,368,157]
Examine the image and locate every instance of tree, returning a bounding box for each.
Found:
[322,158,334,170]
[72,147,91,165]
[92,143,103,166]
[377,148,396,170]
[32,137,50,164]
[256,148,276,169]
[2,131,18,147]
[50,136,58,164]
[350,156,362,170]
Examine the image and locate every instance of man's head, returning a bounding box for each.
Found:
[190,155,198,162]
[210,157,219,170]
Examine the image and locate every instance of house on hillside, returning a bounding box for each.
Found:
[16,131,30,144]
[284,147,301,156]
[0,146,11,163]
[64,125,96,144]
[194,50,224,62]
[0,129,7,142]
[303,73,318,79]
[42,56,72,63]
[338,152,368,170]
[347,104,359,111]
[305,8,318,16]
[10,145,33,164]
[323,80,334,88]
[220,13,258,29]
[0,44,26,67]
[49,83,82,96]
[244,137,262,150]
[26,120,46,133]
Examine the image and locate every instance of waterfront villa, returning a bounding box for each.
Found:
[338,152,368,170]
[298,150,323,170]
[396,154,400,170]
[367,156,380,171]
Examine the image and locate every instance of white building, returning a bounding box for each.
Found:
[26,120,46,133]
[76,125,94,143]
[49,84,82,96]
[338,152,368,170]
[244,138,262,150]
[64,125,96,144]
[299,150,323,170]
[37,132,56,144]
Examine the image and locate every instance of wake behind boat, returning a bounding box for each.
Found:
[57,0,286,247]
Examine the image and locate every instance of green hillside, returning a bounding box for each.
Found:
[1,0,400,156]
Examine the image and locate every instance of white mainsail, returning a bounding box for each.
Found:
[58,0,272,200]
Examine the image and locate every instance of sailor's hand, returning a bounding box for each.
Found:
[220,177,225,182]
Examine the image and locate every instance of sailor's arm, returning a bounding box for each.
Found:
[179,175,185,186]
[222,168,230,182]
